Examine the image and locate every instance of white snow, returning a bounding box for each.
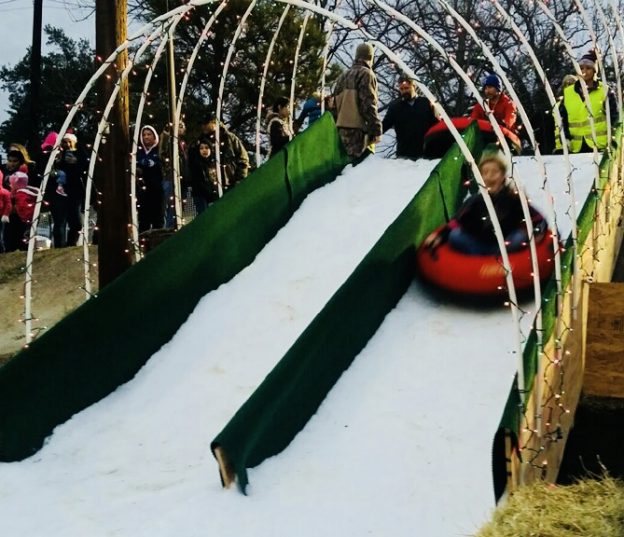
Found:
[0,153,596,536]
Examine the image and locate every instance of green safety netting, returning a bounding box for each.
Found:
[491,127,623,501]
[211,122,484,492]
[0,112,349,461]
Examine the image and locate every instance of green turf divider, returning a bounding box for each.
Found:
[211,122,483,493]
[491,128,622,501]
[0,113,349,462]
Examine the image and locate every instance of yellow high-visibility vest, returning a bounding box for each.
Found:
[562,82,609,152]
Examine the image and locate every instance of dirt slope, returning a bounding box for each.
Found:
[0,247,99,365]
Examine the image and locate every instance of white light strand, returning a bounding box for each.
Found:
[255,5,291,168]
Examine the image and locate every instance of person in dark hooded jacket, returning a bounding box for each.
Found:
[136,125,164,232]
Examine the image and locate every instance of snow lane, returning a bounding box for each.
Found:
[0,156,438,536]
[237,154,596,537]
[0,154,596,537]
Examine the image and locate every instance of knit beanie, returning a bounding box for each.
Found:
[355,42,374,61]
[578,50,597,70]
[483,73,502,92]
[9,171,29,192]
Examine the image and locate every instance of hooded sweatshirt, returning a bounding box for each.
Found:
[137,125,163,190]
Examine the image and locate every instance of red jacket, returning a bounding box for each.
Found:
[0,185,10,218]
[12,187,39,223]
[470,92,518,132]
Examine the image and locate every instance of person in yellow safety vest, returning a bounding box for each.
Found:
[558,50,617,153]
[554,74,577,153]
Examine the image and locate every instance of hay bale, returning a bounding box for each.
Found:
[476,476,624,536]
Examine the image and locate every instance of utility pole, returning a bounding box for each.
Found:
[95,0,132,287]
[29,0,43,152]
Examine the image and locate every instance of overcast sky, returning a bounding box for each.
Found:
[0,0,95,125]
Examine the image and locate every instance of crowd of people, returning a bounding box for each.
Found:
[0,44,618,255]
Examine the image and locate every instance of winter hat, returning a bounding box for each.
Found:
[9,171,29,192]
[62,132,78,145]
[483,73,502,92]
[479,145,509,175]
[355,42,374,61]
[41,131,59,151]
[578,50,597,70]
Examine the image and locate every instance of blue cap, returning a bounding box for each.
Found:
[483,74,502,92]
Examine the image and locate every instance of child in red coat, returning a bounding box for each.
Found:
[6,171,39,250]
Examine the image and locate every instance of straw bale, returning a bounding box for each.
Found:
[476,476,624,536]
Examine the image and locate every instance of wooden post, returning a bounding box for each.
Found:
[29,0,43,152]
[95,0,132,287]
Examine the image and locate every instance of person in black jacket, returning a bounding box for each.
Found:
[187,137,219,215]
[382,76,437,159]
[136,125,164,232]
[50,133,88,247]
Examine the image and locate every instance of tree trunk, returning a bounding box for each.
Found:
[95,0,132,288]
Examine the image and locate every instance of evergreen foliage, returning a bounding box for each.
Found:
[0,26,96,153]
[134,0,337,150]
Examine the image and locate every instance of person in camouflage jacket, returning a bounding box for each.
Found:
[193,116,250,191]
[333,42,382,160]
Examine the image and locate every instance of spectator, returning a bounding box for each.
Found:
[559,50,617,153]
[159,121,188,229]
[294,92,322,132]
[1,149,25,189]
[333,42,382,162]
[382,76,437,159]
[195,115,249,191]
[8,143,40,188]
[266,97,293,157]
[6,171,39,251]
[187,137,219,215]
[553,74,577,153]
[50,133,87,247]
[0,170,10,253]
[136,125,164,232]
[470,73,518,133]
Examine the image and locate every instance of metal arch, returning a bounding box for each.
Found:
[82,18,182,299]
[289,11,311,133]
[276,0,530,402]
[22,13,189,344]
[129,14,188,257]
[255,5,292,168]
[214,0,258,197]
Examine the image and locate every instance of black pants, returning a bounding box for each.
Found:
[137,187,164,232]
[51,195,83,248]
[3,213,28,252]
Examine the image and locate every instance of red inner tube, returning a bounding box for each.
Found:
[416,225,555,296]
[423,118,521,158]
